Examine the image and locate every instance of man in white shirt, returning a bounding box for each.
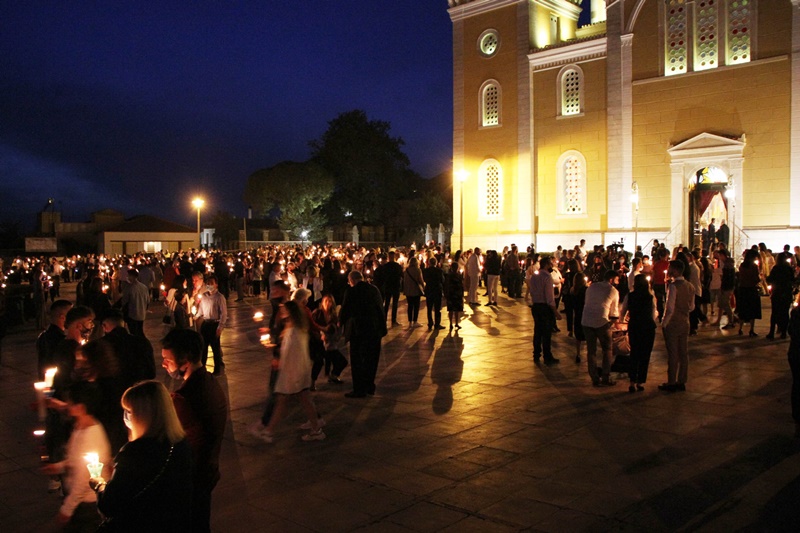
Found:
[660,260,695,391]
[528,263,562,365]
[581,270,620,386]
[196,274,228,375]
[121,269,150,338]
[466,247,482,306]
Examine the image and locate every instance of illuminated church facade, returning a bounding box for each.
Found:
[447,0,800,255]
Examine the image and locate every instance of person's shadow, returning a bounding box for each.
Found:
[430,333,464,414]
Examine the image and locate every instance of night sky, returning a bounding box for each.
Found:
[0,2,454,229]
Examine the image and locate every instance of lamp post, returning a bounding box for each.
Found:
[192,198,204,250]
[725,177,736,259]
[630,180,639,253]
[300,230,308,249]
[456,169,469,251]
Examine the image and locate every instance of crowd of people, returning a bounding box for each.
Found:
[2,234,800,529]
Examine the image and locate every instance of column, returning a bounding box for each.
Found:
[791,0,800,226]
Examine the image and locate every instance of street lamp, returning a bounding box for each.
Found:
[630,180,639,253]
[456,169,469,251]
[192,197,204,249]
[725,177,736,259]
[300,230,309,249]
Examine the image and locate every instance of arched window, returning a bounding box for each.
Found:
[480,80,501,127]
[478,159,502,219]
[556,151,587,215]
[558,65,583,116]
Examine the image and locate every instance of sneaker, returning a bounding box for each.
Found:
[301,429,326,442]
[299,418,326,430]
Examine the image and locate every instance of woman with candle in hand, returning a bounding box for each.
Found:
[90,381,192,532]
[40,381,111,531]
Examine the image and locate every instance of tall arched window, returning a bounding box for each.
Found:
[556,151,587,215]
[480,80,501,127]
[558,65,583,116]
[478,159,502,219]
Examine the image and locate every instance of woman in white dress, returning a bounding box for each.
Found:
[256,300,325,443]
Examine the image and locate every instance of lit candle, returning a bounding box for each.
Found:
[260,333,271,344]
[84,452,103,478]
[253,311,264,321]
[44,368,57,389]
[34,382,47,421]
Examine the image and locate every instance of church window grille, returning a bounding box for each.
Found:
[666,0,688,76]
[557,151,587,215]
[479,160,502,219]
[726,0,751,65]
[481,81,500,127]
[694,0,719,71]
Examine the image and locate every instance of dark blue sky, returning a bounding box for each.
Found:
[0,2,454,228]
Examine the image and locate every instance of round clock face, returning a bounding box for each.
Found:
[479,31,499,56]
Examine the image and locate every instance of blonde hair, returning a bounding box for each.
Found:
[122,381,185,445]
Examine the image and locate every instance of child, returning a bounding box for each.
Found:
[40,381,112,531]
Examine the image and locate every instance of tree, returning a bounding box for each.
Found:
[310,110,415,227]
[208,211,240,249]
[244,161,333,240]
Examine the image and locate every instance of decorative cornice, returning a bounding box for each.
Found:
[620,33,634,48]
[532,0,583,20]
[449,0,523,22]
[529,36,607,70]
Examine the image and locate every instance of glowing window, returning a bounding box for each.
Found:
[481,80,501,127]
[694,0,719,71]
[557,151,587,215]
[479,159,502,219]
[726,0,751,65]
[666,0,688,76]
[559,66,583,116]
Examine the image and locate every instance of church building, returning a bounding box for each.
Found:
[447,0,799,256]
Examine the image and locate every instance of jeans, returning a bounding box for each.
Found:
[583,322,613,382]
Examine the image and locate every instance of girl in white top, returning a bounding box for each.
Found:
[256,300,325,443]
[41,382,112,530]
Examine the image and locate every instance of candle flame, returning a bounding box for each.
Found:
[84,452,99,464]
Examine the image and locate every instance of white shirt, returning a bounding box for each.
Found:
[581,282,619,328]
[61,423,111,518]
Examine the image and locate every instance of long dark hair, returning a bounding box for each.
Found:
[284,300,308,331]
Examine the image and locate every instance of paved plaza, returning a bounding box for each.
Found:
[1,284,799,532]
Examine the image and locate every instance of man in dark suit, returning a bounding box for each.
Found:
[375,251,403,326]
[707,218,716,252]
[100,310,155,388]
[340,271,386,398]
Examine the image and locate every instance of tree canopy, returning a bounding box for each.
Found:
[243,160,333,240]
[310,109,414,226]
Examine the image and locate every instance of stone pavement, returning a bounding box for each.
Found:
[1,283,799,532]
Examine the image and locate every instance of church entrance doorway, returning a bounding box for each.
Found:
[688,166,729,251]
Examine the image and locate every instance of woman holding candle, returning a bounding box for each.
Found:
[90,380,192,532]
[250,300,325,443]
[40,381,111,531]
[736,249,762,336]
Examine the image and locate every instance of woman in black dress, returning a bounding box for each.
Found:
[619,274,658,392]
[90,381,192,532]
[571,272,588,363]
[736,249,762,336]
[445,262,464,331]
